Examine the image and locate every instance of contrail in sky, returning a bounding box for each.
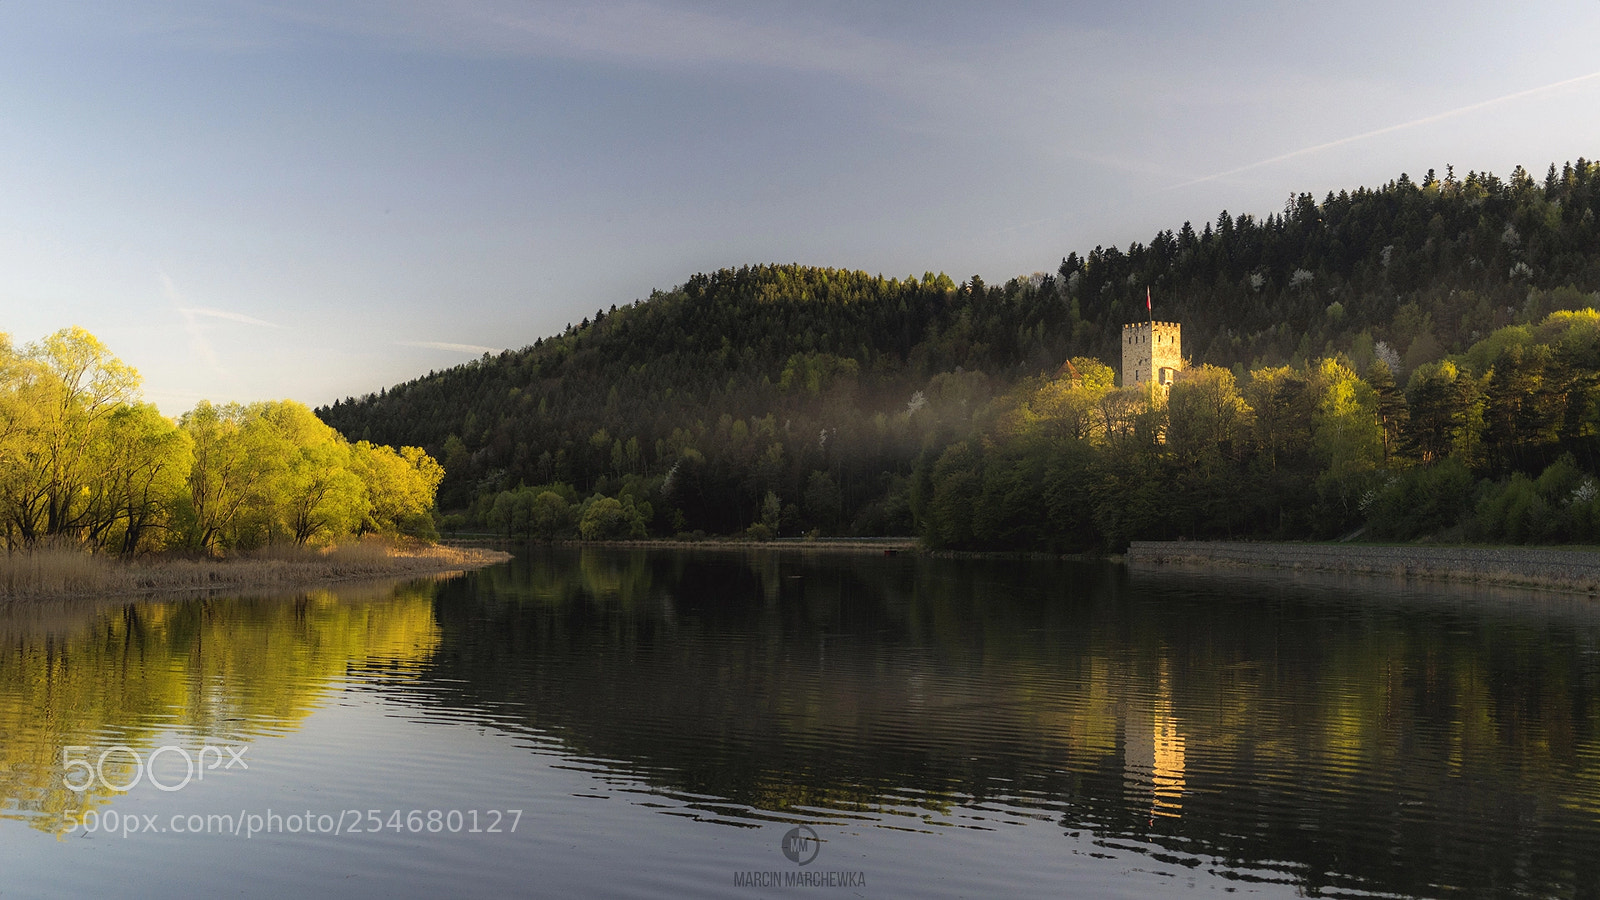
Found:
[161,269,225,377]
[397,340,502,354]
[1173,69,1600,190]
[177,307,282,328]
[162,272,283,379]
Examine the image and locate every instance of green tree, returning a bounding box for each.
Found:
[1311,359,1383,478]
[803,471,843,534]
[1168,365,1252,460]
[352,442,445,537]
[1022,359,1115,442]
[181,401,278,554]
[99,403,194,554]
[1405,361,1484,466]
[760,490,782,535]
[255,401,367,545]
[1244,366,1313,471]
[1365,360,1408,465]
[0,327,142,543]
[530,490,574,539]
[1309,359,1385,532]
[923,445,980,548]
[1481,343,1561,475]
[578,494,647,540]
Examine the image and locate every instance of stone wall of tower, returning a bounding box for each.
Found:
[1121,322,1182,387]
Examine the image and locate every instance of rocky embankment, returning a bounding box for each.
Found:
[1125,541,1600,594]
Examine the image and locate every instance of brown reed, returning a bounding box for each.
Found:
[0,537,508,602]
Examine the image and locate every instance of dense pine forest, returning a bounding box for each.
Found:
[318,159,1600,549]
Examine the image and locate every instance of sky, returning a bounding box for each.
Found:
[2,1,1597,415]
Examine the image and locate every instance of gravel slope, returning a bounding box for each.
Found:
[1125,541,1600,594]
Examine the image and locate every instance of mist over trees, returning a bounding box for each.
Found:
[319,158,1600,548]
[0,327,443,555]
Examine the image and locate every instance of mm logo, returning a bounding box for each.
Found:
[781,825,820,866]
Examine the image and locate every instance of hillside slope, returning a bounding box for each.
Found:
[319,159,1600,545]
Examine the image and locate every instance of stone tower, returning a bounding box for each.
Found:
[1122,321,1182,387]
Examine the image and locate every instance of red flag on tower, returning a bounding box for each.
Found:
[1146,286,1152,313]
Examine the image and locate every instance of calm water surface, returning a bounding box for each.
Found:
[3,548,1599,898]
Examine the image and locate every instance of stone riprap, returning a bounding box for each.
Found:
[1125,541,1600,594]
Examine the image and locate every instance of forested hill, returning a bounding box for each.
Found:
[318,158,1600,546]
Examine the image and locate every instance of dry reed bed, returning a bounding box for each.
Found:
[0,541,510,601]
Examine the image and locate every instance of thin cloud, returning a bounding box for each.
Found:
[397,340,501,354]
[1172,69,1600,190]
[161,270,225,377]
[155,2,1117,159]
[260,0,901,77]
[176,307,284,328]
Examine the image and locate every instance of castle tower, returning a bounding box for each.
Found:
[1122,321,1182,387]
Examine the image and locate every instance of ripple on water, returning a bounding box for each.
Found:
[3,550,1599,899]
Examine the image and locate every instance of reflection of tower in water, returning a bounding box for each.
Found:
[1122,660,1186,819]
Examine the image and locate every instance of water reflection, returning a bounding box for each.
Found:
[1124,662,1185,820]
[2,548,1598,899]
[0,582,440,832]
[400,548,1600,897]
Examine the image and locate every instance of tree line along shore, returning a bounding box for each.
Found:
[10,157,1600,580]
[0,327,445,558]
[0,327,506,600]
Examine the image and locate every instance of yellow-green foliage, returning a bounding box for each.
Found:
[0,580,443,831]
[577,494,649,540]
[0,327,444,554]
[920,307,1600,549]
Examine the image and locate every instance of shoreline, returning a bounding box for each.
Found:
[464,536,1104,562]
[17,536,1600,599]
[0,542,512,603]
[475,537,922,554]
[1125,540,1600,595]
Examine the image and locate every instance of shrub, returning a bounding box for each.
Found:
[578,495,647,540]
[1475,474,1554,543]
[1364,459,1474,540]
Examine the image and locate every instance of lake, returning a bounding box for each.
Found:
[3,547,1599,898]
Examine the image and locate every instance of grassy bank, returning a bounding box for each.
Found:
[0,538,510,602]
